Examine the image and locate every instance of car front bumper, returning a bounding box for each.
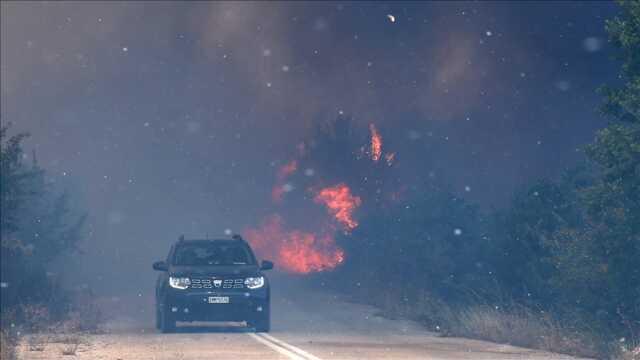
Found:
[163,288,269,322]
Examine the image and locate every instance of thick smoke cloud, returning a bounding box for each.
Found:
[1,1,617,293]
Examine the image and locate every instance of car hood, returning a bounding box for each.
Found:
[169,264,260,277]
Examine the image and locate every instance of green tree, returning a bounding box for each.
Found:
[1,126,85,314]
[488,1,639,340]
[546,0,640,333]
[493,180,579,303]
[0,127,35,238]
[599,0,639,123]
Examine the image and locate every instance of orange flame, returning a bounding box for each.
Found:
[370,123,382,161]
[314,184,362,230]
[244,215,344,274]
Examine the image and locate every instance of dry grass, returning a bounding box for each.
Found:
[1,289,102,359]
[3,299,97,358]
[27,334,50,352]
[61,342,80,356]
[448,305,601,357]
[1,329,16,360]
[619,343,640,360]
[67,294,105,333]
[369,290,608,359]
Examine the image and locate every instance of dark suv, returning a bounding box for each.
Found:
[152,235,274,333]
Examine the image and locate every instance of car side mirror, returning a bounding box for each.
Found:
[152,261,168,271]
[260,260,274,271]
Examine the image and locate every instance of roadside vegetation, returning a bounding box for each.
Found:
[0,126,99,358]
[315,2,639,358]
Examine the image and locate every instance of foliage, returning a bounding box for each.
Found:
[0,127,34,237]
[305,116,492,304]
[314,3,640,355]
[550,123,640,331]
[336,185,489,302]
[0,126,85,321]
[571,0,639,334]
[489,0,640,340]
[600,0,640,123]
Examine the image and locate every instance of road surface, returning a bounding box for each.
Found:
[17,276,584,360]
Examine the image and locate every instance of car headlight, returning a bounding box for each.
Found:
[169,276,190,289]
[244,276,264,289]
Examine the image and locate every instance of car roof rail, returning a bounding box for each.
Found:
[231,234,245,242]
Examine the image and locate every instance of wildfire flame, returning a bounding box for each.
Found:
[314,183,362,230]
[244,215,344,274]
[250,122,397,275]
[370,123,382,162]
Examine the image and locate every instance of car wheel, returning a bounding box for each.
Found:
[250,304,270,333]
[155,306,161,330]
[160,305,176,333]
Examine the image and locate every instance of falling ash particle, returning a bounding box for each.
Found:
[555,80,571,91]
[583,37,603,52]
[282,183,294,192]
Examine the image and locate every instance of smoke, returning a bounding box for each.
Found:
[0,1,615,292]
[244,120,385,274]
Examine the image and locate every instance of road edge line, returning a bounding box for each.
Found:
[258,333,323,360]
[247,333,307,360]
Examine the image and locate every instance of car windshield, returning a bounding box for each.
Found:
[173,243,253,266]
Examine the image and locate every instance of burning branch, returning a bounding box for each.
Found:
[369,123,382,162]
[314,184,362,230]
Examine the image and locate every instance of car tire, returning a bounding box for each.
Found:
[250,304,270,333]
[159,304,176,333]
[155,306,161,330]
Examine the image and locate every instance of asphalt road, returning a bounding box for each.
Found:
[18,277,583,360]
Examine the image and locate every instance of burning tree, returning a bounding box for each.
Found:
[245,115,402,274]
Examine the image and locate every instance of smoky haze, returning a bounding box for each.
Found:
[1,1,617,294]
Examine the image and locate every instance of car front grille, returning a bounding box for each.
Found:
[190,277,244,289]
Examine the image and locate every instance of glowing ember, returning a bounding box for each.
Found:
[277,160,297,181]
[369,123,382,161]
[244,215,344,274]
[314,183,362,230]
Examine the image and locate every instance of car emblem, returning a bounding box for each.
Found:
[213,279,222,288]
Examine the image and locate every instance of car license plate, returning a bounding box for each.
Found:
[208,296,229,304]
